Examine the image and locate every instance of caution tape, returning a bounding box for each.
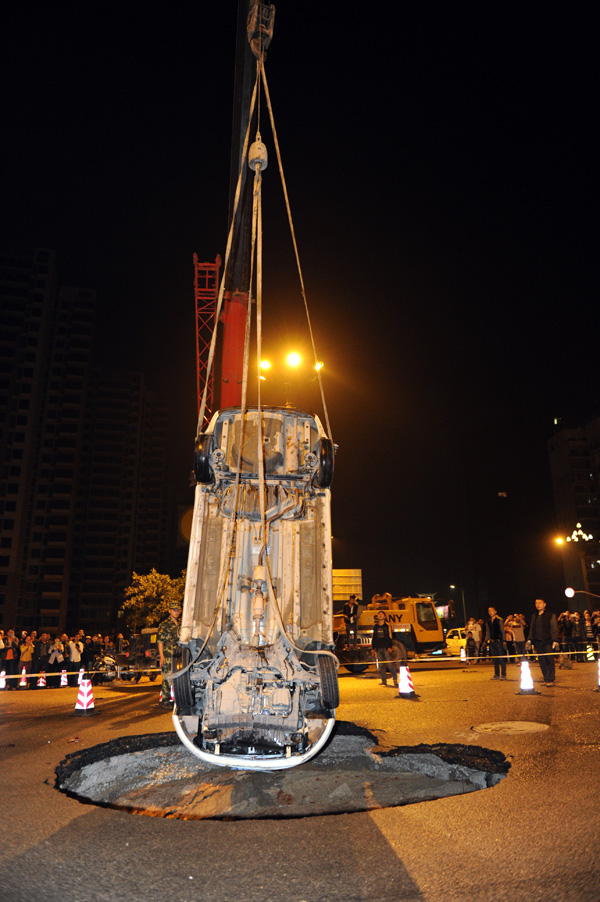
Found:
[360,646,599,666]
[0,667,162,684]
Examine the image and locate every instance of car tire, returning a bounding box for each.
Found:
[172,648,195,715]
[343,663,369,674]
[317,654,340,709]
[315,438,334,488]
[194,433,214,484]
[392,640,408,663]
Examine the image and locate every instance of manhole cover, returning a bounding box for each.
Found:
[55,724,509,819]
[472,721,549,734]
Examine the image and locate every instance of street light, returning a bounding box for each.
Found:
[556,523,594,597]
[565,587,600,601]
[449,584,467,627]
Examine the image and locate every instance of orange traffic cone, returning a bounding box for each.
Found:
[77,667,85,685]
[37,671,47,688]
[516,660,540,695]
[396,664,419,699]
[70,679,98,716]
[19,667,28,688]
[60,669,68,687]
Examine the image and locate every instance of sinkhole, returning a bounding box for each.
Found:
[55,722,510,820]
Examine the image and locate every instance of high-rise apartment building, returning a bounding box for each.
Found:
[548,418,600,601]
[0,247,170,633]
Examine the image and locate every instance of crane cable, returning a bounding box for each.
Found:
[259,63,334,447]
[181,71,261,665]
[182,49,337,670]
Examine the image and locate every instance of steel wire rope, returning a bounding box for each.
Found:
[244,56,337,666]
[260,63,334,447]
[174,70,262,678]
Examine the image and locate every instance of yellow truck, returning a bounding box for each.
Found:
[333,593,446,672]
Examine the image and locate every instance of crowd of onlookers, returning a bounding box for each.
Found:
[463,609,600,662]
[0,628,129,688]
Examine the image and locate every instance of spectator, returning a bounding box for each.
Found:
[571,613,584,662]
[67,636,83,686]
[343,595,360,648]
[32,633,51,689]
[157,604,183,707]
[485,607,507,680]
[465,630,477,663]
[505,614,527,662]
[1,629,20,689]
[526,598,559,686]
[81,636,96,672]
[370,612,398,687]
[558,611,576,661]
[19,635,35,688]
[466,617,482,660]
[48,636,65,687]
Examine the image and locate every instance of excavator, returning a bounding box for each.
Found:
[169,1,339,770]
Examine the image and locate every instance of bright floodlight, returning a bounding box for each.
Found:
[286,352,301,368]
[565,587,575,598]
[259,359,272,370]
[314,361,323,372]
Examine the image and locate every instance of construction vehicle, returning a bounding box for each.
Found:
[333,594,446,672]
[169,1,338,771]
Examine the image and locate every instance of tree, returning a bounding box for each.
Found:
[121,569,186,630]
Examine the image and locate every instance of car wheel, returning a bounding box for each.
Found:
[343,663,369,674]
[315,438,334,488]
[392,640,408,663]
[194,433,214,484]
[318,654,340,709]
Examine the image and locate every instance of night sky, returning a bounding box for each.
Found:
[2,3,597,615]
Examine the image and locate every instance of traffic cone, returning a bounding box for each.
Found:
[37,671,46,688]
[19,667,28,688]
[77,667,85,685]
[586,644,595,662]
[70,678,98,716]
[595,659,600,692]
[396,664,419,699]
[516,660,540,695]
[460,646,466,663]
[60,669,68,687]
[0,671,6,689]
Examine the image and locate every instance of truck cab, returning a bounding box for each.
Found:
[334,594,446,671]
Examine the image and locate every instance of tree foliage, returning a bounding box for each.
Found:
[121,569,186,630]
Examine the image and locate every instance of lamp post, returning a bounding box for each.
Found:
[565,588,600,602]
[450,584,467,627]
[555,523,593,603]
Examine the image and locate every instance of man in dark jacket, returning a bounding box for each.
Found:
[371,612,398,687]
[343,595,360,648]
[526,598,559,686]
[485,607,507,680]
